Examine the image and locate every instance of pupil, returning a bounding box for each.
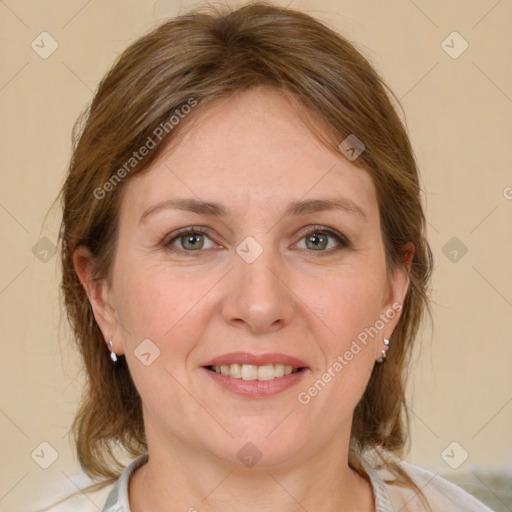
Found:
[184,234,203,250]
[308,233,326,250]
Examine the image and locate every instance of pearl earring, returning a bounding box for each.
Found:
[376,338,390,363]
[109,340,117,363]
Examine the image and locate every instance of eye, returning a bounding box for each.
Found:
[163,225,350,255]
[164,227,218,252]
[294,225,350,253]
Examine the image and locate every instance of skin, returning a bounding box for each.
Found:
[74,86,413,512]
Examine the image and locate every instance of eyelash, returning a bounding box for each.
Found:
[162,225,350,256]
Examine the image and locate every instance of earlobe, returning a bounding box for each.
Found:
[73,245,118,350]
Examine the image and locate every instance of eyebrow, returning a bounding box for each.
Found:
[138,196,367,224]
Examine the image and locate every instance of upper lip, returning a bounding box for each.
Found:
[202,352,309,368]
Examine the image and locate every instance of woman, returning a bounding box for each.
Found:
[43,2,492,511]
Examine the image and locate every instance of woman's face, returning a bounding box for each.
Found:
[81,86,410,468]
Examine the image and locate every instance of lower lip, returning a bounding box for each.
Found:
[202,367,309,398]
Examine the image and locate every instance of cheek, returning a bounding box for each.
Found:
[113,259,217,352]
[308,266,386,349]
[298,284,381,415]
[112,264,209,403]
[295,264,386,407]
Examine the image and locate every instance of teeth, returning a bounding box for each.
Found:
[229,363,241,378]
[210,363,300,381]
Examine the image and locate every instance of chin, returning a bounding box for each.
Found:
[203,428,307,470]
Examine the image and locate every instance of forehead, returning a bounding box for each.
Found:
[120,87,377,224]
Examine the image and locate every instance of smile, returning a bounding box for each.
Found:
[203,362,309,398]
[207,363,301,381]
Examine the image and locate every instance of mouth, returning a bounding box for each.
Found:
[205,363,305,381]
[201,352,310,398]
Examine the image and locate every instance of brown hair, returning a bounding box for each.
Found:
[48,1,433,509]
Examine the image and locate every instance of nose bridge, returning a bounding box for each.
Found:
[222,233,294,332]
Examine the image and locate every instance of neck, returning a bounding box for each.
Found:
[129,428,375,512]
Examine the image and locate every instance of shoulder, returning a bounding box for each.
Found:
[30,482,115,512]
[35,453,149,512]
[377,461,494,512]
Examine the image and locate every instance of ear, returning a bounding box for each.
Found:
[73,245,124,355]
[379,242,415,343]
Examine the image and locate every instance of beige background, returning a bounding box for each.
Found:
[1,0,511,510]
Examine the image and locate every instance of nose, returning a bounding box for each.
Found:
[221,242,295,334]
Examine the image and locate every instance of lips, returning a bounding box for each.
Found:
[202,351,309,369]
[201,352,310,397]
